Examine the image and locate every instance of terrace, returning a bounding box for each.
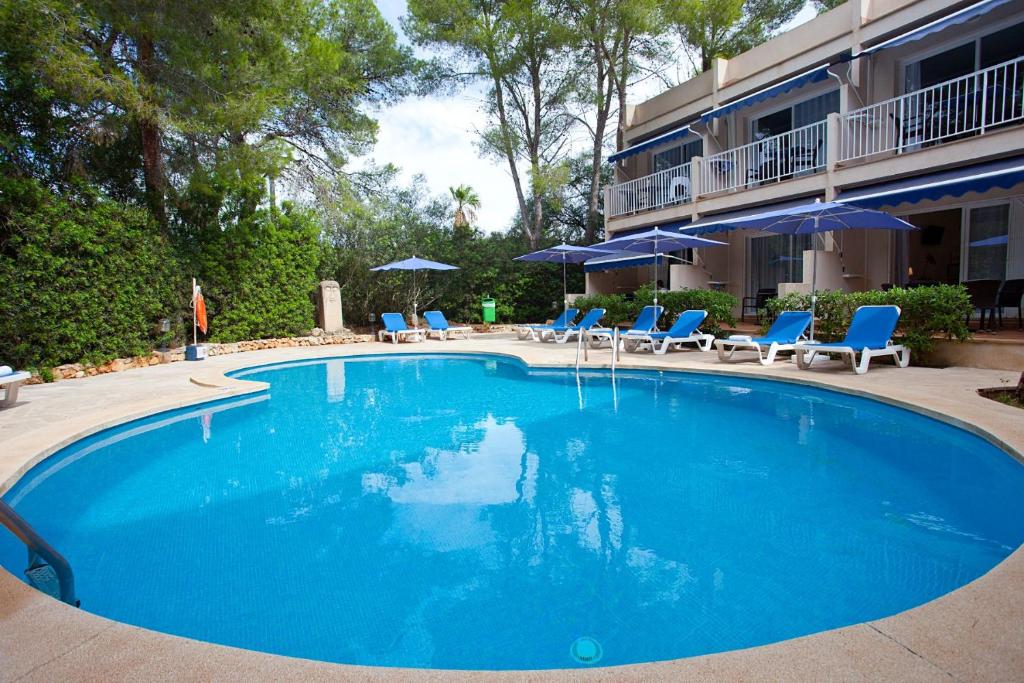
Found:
[605,54,1024,222]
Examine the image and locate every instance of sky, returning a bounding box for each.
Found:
[356,0,818,233]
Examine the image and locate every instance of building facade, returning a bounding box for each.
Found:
[591,0,1024,312]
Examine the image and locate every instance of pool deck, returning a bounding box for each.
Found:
[1,334,1022,682]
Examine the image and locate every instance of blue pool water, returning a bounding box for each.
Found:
[2,354,1023,670]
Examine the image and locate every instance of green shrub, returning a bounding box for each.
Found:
[763,285,971,357]
[573,285,738,337]
[0,180,187,368]
[198,204,321,342]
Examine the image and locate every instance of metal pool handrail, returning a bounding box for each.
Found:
[0,500,78,606]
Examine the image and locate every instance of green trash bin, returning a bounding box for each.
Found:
[481,297,496,323]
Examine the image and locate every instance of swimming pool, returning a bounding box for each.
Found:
[2,354,1022,670]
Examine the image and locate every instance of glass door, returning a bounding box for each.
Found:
[965,204,1010,281]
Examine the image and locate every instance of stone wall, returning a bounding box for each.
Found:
[42,333,371,383]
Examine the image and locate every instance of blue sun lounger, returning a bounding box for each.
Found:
[794,305,909,374]
[514,308,579,341]
[715,310,812,365]
[589,305,664,349]
[424,311,472,341]
[541,308,606,344]
[625,309,714,354]
[378,313,426,344]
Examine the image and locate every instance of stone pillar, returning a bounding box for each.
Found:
[317,280,344,333]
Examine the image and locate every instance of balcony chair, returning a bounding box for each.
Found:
[742,288,777,323]
[997,278,1024,329]
[963,279,1002,332]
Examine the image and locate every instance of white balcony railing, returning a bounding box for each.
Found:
[700,120,828,196]
[840,55,1024,162]
[606,162,691,218]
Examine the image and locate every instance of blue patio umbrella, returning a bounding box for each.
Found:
[703,199,916,339]
[597,228,728,309]
[515,244,618,312]
[371,256,459,320]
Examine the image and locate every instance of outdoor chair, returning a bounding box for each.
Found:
[997,278,1024,329]
[0,366,31,408]
[589,305,664,349]
[715,310,813,366]
[513,308,579,341]
[378,313,426,344]
[623,309,714,354]
[742,288,777,322]
[794,305,909,375]
[963,279,1002,332]
[423,311,472,341]
[540,308,606,344]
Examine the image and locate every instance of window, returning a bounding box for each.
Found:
[981,21,1024,68]
[751,91,839,137]
[966,204,1009,281]
[749,233,813,294]
[905,21,1024,92]
[653,139,702,172]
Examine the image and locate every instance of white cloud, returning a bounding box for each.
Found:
[355,92,521,233]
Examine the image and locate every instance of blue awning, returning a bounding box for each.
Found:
[584,252,663,273]
[610,218,691,238]
[608,125,694,163]
[699,65,832,124]
[682,197,825,235]
[835,157,1024,209]
[853,0,1012,58]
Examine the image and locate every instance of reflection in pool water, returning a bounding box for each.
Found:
[2,354,1023,670]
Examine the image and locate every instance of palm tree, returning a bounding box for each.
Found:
[449,184,481,229]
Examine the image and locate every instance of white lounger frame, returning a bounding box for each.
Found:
[714,338,803,366]
[378,328,426,344]
[793,342,910,374]
[0,371,30,408]
[513,325,551,341]
[625,331,715,354]
[427,326,472,341]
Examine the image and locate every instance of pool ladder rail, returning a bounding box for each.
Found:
[575,328,619,375]
[0,500,79,607]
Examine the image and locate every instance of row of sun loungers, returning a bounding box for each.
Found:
[516,305,910,375]
[378,311,472,344]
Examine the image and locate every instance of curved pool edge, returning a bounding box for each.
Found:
[1,336,1021,681]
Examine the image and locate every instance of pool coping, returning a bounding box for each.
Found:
[1,337,1022,681]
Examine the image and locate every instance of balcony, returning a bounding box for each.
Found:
[606,162,692,218]
[700,121,827,196]
[606,55,1024,223]
[840,55,1024,162]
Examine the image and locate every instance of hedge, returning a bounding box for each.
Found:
[763,285,972,356]
[573,285,738,337]
[0,181,187,369]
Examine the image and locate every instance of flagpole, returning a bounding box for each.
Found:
[192,277,198,346]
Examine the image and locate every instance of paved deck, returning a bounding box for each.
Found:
[1,335,1022,682]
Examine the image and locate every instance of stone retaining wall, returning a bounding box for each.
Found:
[41,333,371,383]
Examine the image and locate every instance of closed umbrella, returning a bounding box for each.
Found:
[597,228,728,309]
[370,256,459,322]
[514,244,618,312]
[703,199,916,339]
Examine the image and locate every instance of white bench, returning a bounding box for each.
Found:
[1,371,30,408]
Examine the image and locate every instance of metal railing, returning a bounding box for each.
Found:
[701,120,828,196]
[0,500,78,606]
[840,55,1024,162]
[606,162,692,217]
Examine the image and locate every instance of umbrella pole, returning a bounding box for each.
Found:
[810,220,819,341]
[192,278,197,346]
[562,257,568,313]
[653,234,659,311]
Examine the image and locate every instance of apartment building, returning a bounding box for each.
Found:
[590,0,1024,313]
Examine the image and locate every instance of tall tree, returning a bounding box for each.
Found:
[406,0,577,249]
[566,0,672,243]
[449,184,482,229]
[4,0,411,227]
[671,0,804,74]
